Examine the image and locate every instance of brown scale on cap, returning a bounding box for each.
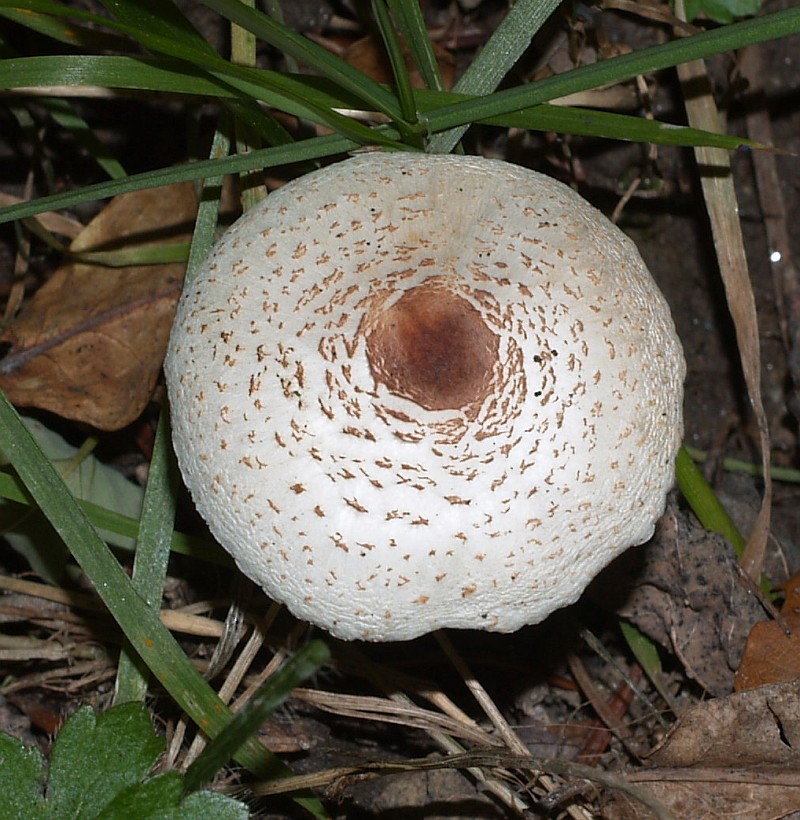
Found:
[365,281,499,413]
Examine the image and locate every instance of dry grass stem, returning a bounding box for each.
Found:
[291,687,503,746]
[0,574,225,637]
[182,621,266,768]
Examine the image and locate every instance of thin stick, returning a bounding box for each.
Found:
[434,630,593,820]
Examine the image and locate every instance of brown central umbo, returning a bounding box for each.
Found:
[365,282,499,411]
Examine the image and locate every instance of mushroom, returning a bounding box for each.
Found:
[165,153,685,642]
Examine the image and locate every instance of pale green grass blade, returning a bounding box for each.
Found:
[114,403,178,704]
[685,446,800,484]
[423,5,800,133]
[619,621,677,714]
[0,468,225,564]
[71,244,189,267]
[676,446,746,557]
[386,0,445,92]
[428,0,561,153]
[0,389,326,816]
[187,125,232,279]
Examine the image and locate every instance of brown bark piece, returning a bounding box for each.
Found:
[0,183,196,430]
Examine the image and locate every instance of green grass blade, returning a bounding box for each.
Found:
[0,389,326,815]
[115,121,227,702]
[195,0,404,121]
[114,404,178,704]
[371,0,419,137]
[422,6,800,134]
[476,101,761,150]
[38,97,127,179]
[386,0,445,92]
[2,4,389,146]
[0,6,133,51]
[99,0,218,57]
[183,640,330,795]
[676,446,746,556]
[428,0,561,153]
[0,132,363,225]
[0,54,761,153]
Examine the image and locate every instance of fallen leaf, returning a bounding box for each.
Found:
[604,680,800,819]
[654,679,800,767]
[344,33,455,89]
[606,766,800,820]
[597,502,764,696]
[735,570,800,691]
[0,416,145,581]
[0,183,196,430]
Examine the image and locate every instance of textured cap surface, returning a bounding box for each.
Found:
[165,153,685,641]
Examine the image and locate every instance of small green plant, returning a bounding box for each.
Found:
[0,702,248,819]
[682,0,762,24]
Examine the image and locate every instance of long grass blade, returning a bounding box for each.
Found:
[0,388,326,816]
[428,0,560,153]
[114,403,178,704]
[195,0,403,120]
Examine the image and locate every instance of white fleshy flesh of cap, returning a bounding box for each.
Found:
[165,153,685,641]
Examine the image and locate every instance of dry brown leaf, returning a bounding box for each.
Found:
[607,766,800,820]
[735,571,800,691]
[600,502,763,696]
[605,680,800,819]
[734,621,800,693]
[0,183,197,430]
[653,680,800,767]
[674,2,772,580]
[343,33,455,89]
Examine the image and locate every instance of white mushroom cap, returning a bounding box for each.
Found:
[165,153,685,642]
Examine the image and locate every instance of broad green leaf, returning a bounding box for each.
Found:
[98,771,248,820]
[45,703,163,819]
[0,732,46,818]
[0,416,144,581]
[683,0,762,23]
[0,704,249,820]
